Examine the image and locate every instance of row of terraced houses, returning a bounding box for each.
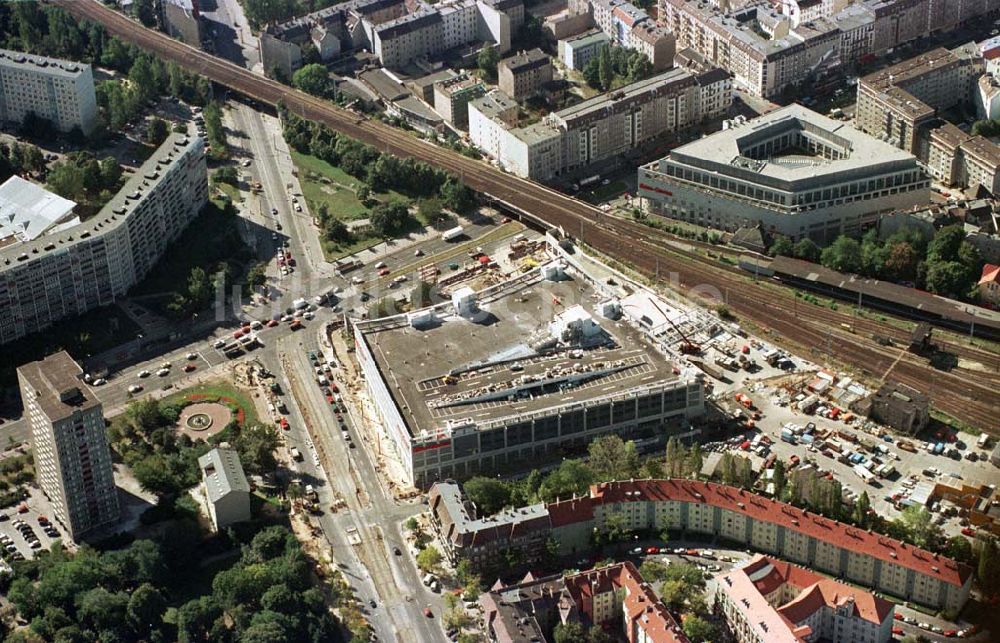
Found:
[430,478,972,613]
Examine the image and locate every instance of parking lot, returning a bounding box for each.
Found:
[0,487,68,562]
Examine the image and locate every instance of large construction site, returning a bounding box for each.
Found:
[354,237,720,487]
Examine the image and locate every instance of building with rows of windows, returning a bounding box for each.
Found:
[0,48,98,135]
[17,351,119,541]
[637,104,929,244]
[430,479,972,612]
[0,127,207,345]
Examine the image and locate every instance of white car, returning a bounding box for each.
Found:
[138,370,151,378]
[414,249,424,257]
[213,339,226,349]
[92,378,107,386]
[128,385,143,394]
[294,204,302,212]
[157,368,170,377]
[303,311,314,320]
[186,352,198,360]
[242,159,252,167]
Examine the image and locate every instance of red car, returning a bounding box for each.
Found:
[326,395,335,405]
[266,319,279,328]
[894,614,903,621]
[423,607,433,618]
[330,383,338,393]
[287,258,296,266]
[892,627,903,636]
[233,329,245,339]
[645,546,659,555]
[944,630,957,637]
[378,268,391,276]
[184,364,196,373]
[961,527,975,536]
[279,418,289,430]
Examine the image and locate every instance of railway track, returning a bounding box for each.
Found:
[55,0,1000,431]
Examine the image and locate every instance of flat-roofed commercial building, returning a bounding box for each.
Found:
[430,478,973,612]
[716,554,894,643]
[433,74,486,129]
[17,351,119,540]
[356,261,704,487]
[0,177,77,246]
[638,104,929,243]
[0,49,98,135]
[0,127,207,344]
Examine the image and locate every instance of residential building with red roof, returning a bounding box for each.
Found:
[979,263,1000,305]
[715,554,894,643]
[429,479,973,612]
[480,562,688,643]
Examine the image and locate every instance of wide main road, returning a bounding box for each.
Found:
[54,0,1000,432]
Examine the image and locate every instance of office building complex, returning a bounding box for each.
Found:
[638,104,929,243]
[355,259,705,487]
[482,561,689,643]
[198,446,251,532]
[469,65,732,181]
[430,479,973,611]
[259,0,520,77]
[498,49,553,101]
[558,29,611,71]
[0,127,208,345]
[716,555,894,643]
[0,49,97,135]
[17,351,119,540]
[855,44,1000,194]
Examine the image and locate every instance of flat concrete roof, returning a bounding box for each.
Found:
[17,350,99,420]
[0,176,77,245]
[361,268,678,437]
[667,104,917,182]
[0,48,91,79]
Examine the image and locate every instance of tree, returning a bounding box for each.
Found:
[820,236,863,273]
[132,0,158,28]
[769,235,794,257]
[292,64,333,98]
[597,46,613,91]
[853,490,872,528]
[234,423,278,475]
[133,455,184,497]
[793,237,821,262]
[127,583,167,636]
[46,162,86,201]
[186,266,213,310]
[537,459,595,503]
[553,622,586,643]
[463,477,511,515]
[925,261,970,298]
[478,44,500,81]
[927,225,966,263]
[370,200,411,238]
[944,535,973,565]
[145,117,169,145]
[884,241,920,282]
[682,615,715,642]
[416,545,443,573]
[977,536,1000,596]
[76,587,129,633]
[772,460,786,499]
[439,177,475,213]
[861,229,888,277]
[587,625,615,643]
[896,506,941,549]
[417,197,445,223]
[587,435,640,481]
[685,443,703,479]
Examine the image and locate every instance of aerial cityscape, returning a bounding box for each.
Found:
[0,0,998,642]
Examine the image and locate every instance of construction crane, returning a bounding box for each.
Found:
[647,297,701,355]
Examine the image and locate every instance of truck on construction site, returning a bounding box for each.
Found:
[781,427,797,444]
[290,447,303,462]
[715,356,740,372]
[978,432,990,449]
[853,464,876,484]
[897,439,917,453]
[797,395,819,413]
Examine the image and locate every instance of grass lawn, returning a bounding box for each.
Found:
[130,200,253,297]
[580,180,628,204]
[214,182,243,204]
[0,304,142,388]
[291,150,415,261]
[160,379,261,428]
